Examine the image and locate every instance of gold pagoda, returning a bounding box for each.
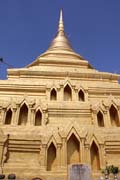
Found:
[0,10,120,180]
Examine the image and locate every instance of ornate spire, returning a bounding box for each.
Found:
[27,9,88,68]
[58,9,64,32]
[47,9,73,51]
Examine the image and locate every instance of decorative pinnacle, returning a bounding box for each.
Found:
[47,9,74,52]
[58,9,64,32]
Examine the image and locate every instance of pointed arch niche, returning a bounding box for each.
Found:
[97,111,104,127]
[78,89,85,101]
[35,110,42,126]
[50,88,57,101]
[47,142,57,171]
[90,141,100,171]
[64,84,72,101]
[18,103,28,125]
[109,105,120,127]
[5,109,12,125]
[67,133,80,165]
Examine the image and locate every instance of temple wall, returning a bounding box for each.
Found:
[0,64,120,179]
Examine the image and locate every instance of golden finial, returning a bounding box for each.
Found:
[27,9,86,67]
[47,9,73,51]
[58,9,64,32]
[30,9,84,62]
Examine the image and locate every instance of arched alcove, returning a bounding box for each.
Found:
[64,84,72,101]
[97,111,104,127]
[109,105,119,127]
[78,90,85,101]
[47,143,57,171]
[50,88,57,101]
[35,110,42,126]
[67,134,80,164]
[5,109,12,125]
[18,103,28,125]
[90,141,100,171]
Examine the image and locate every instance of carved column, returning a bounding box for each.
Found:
[61,137,67,169]
[99,144,106,169]
[74,88,78,101]
[0,108,4,125]
[31,108,35,125]
[11,108,17,125]
[27,105,32,125]
[80,138,85,163]
[43,110,48,126]
[57,143,62,169]
[57,88,61,101]
[91,110,98,126]
[60,85,64,101]
[85,89,88,102]
[0,148,3,173]
[1,108,6,125]
[0,141,4,173]
[0,134,8,174]
[15,104,20,125]
[104,108,111,127]
[46,88,50,102]
[117,106,120,125]
[40,144,47,171]
[72,86,76,101]
[42,110,45,126]
[85,144,91,165]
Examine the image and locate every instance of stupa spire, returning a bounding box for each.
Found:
[58,9,64,32]
[27,9,87,68]
[47,9,73,51]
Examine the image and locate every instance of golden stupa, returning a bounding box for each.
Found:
[0,10,120,180]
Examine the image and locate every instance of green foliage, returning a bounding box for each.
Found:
[101,165,119,175]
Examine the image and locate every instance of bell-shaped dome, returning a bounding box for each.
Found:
[40,9,84,60]
[27,9,94,68]
[48,10,73,52]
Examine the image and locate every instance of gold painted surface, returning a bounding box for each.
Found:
[0,9,120,180]
[48,10,73,51]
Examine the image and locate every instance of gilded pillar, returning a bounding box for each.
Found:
[104,108,111,127]
[15,104,20,125]
[74,88,78,101]
[80,138,85,163]
[31,108,35,125]
[42,110,48,126]
[11,108,17,125]
[85,144,91,165]
[85,89,88,102]
[1,108,6,125]
[0,108,4,125]
[117,106,120,125]
[61,137,67,169]
[57,143,62,169]
[40,144,47,171]
[46,88,50,101]
[72,86,76,101]
[0,143,4,173]
[0,135,8,174]
[91,110,98,126]
[27,105,32,125]
[57,88,61,101]
[42,110,45,126]
[99,144,106,169]
[60,85,64,101]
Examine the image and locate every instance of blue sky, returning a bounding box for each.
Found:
[0,0,120,79]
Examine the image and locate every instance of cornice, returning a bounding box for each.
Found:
[7,68,120,82]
